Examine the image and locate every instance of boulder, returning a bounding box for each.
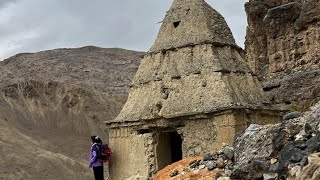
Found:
[223,146,234,160]
[283,111,303,121]
[264,2,302,22]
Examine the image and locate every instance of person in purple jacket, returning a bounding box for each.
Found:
[89,135,104,180]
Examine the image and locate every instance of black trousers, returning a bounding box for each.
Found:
[93,165,104,180]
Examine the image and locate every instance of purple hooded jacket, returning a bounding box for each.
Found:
[89,143,103,168]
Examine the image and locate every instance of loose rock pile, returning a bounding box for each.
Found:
[165,146,235,179]
[232,102,320,179]
[156,102,320,179]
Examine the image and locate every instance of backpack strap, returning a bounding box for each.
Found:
[91,144,100,162]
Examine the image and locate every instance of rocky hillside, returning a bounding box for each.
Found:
[245,0,320,111]
[0,46,143,179]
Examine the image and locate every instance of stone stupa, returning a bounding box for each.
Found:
[106,0,281,179]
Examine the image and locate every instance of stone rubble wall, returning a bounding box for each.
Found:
[180,118,218,157]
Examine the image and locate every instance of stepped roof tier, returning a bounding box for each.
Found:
[113,0,268,123]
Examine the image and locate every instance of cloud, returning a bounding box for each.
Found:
[0,0,15,8]
[0,0,248,60]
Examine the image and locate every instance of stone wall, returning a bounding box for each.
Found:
[108,128,151,180]
[180,118,218,156]
[181,111,280,155]
[245,0,320,111]
[114,44,268,123]
[108,109,280,179]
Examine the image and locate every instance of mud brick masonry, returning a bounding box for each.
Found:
[105,0,281,179]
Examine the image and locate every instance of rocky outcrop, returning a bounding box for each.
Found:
[245,0,320,111]
[231,102,320,179]
[0,46,143,179]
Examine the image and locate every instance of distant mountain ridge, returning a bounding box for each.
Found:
[0,46,143,93]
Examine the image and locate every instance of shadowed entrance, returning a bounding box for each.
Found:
[156,131,183,170]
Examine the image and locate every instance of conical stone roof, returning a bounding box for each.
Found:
[113,0,268,123]
[149,0,237,53]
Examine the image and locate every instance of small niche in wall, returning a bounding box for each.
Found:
[173,21,181,28]
[137,129,151,134]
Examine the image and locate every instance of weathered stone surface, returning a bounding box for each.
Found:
[264,2,302,22]
[245,0,320,111]
[215,172,223,180]
[296,153,320,180]
[182,119,217,157]
[207,161,216,171]
[216,158,225,169]
[231,102,320,179]
[149,0,236,53]
[217,177,230,180]
[232,159,269,180]
[295,0,320,30]
[169,169,179,177]
[109,128,150,180]
[223,146,234,160]
[189,160,201,169]
[277,144,306,172]
[305,134,320,153]
[283,111,302,121]
[135,45,252,86]
[115,71,267,122]
[263,173,278,180]
[204,154,214,161]
[262,70,320,112]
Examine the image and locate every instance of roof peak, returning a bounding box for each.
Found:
[149,0,236,52]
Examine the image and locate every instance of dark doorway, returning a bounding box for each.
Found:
[156,131,183,170]
[170,131,182,162]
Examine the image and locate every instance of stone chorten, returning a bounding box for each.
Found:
[106,0,280,179]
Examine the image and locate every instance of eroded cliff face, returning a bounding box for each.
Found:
[0,46,143,179]
[245,0,320,111]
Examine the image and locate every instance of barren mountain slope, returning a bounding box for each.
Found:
[0,46,143,179]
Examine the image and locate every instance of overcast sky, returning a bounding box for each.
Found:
[0,0,248,60]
